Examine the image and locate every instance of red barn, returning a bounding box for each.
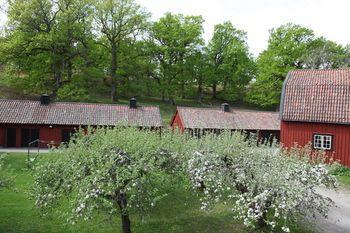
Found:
[280,69,350,167]
[170,104,280,141]
[0,96,163,148]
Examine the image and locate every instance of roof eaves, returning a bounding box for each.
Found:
[279,71,292,121]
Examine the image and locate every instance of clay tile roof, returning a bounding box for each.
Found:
[175,107,280,130]
[280,69,350,124]
[0,100,163,127]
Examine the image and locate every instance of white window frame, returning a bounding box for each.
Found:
[313,134,332,150]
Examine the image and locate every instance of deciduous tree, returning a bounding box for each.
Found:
[1,0,93,95]
[93,0,150,101]
[246,23,350,108]
[207,22,254,100]
[149,13,204,104]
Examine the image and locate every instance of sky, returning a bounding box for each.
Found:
[136,0,350,56]
[0,0,349,57]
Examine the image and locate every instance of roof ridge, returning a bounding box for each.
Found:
[0,99,159,109]
[177,106,278,113]
[290,68,350,73]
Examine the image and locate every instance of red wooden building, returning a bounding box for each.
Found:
[170,104,280,141]
[0,96,163,148]
[280,69,350,167]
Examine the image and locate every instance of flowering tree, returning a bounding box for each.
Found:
[32,126,189,233]
[32,127,337,233]
[0,154,12,190]
[187,131,337,232]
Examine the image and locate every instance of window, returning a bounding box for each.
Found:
[313,134,332,150]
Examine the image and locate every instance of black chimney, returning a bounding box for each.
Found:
[221,103,230,112]
[129,98,137,109]
[40,94,50,105]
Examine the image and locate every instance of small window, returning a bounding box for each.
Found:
[313,134,332,150]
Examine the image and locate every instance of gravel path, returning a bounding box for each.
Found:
[313,187,350,233]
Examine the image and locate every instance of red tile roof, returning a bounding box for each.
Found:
[280,69,350,124]
[174,107,280,130]
[0,100,163,127]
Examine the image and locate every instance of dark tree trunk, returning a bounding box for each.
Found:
[212,82,217,99]
[257,211,267,228]
[223,77,228,92]
[197,76,203,102]
[54,70,62,90]
[116,191,131,233]
[181,81,185,99]
[67,60,73,81]
[161,91,165,101]
[110,43,118,102]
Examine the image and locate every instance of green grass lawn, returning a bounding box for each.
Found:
[0,153,313,233]
[329,163,350,188]
[337,176,350,187]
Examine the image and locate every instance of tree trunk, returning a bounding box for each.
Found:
[181,81,185,99]
[55,70,62,90]
[52,62,63,98]
[161,91,165,102]
[223,77,228,92]
[212,82,217,99]
[67,60,73,81]
[197,77,203,102]
[257,212,267,228]
[110,43,118,102]
[117,191,131,233]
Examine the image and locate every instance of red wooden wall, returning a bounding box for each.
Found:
[0,124,78,148]
[170,111,280,141]
[170,111,185,133]
[281,121,350,167]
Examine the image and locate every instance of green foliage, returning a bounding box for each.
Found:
[93,0,150,101]
[302,37,350,69]
[56,82,89,101]
[0,154,13,190]
[207,22,255,100]
[246,23,350,108]
[329,162,350,176]
[1,2,350,107]
[1,0,94,95]
[149,13,204,102]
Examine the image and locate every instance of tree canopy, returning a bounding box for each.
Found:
[246,23,350,108]
[0,2,349,108]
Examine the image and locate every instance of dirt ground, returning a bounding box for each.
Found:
[313,186,350,233]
